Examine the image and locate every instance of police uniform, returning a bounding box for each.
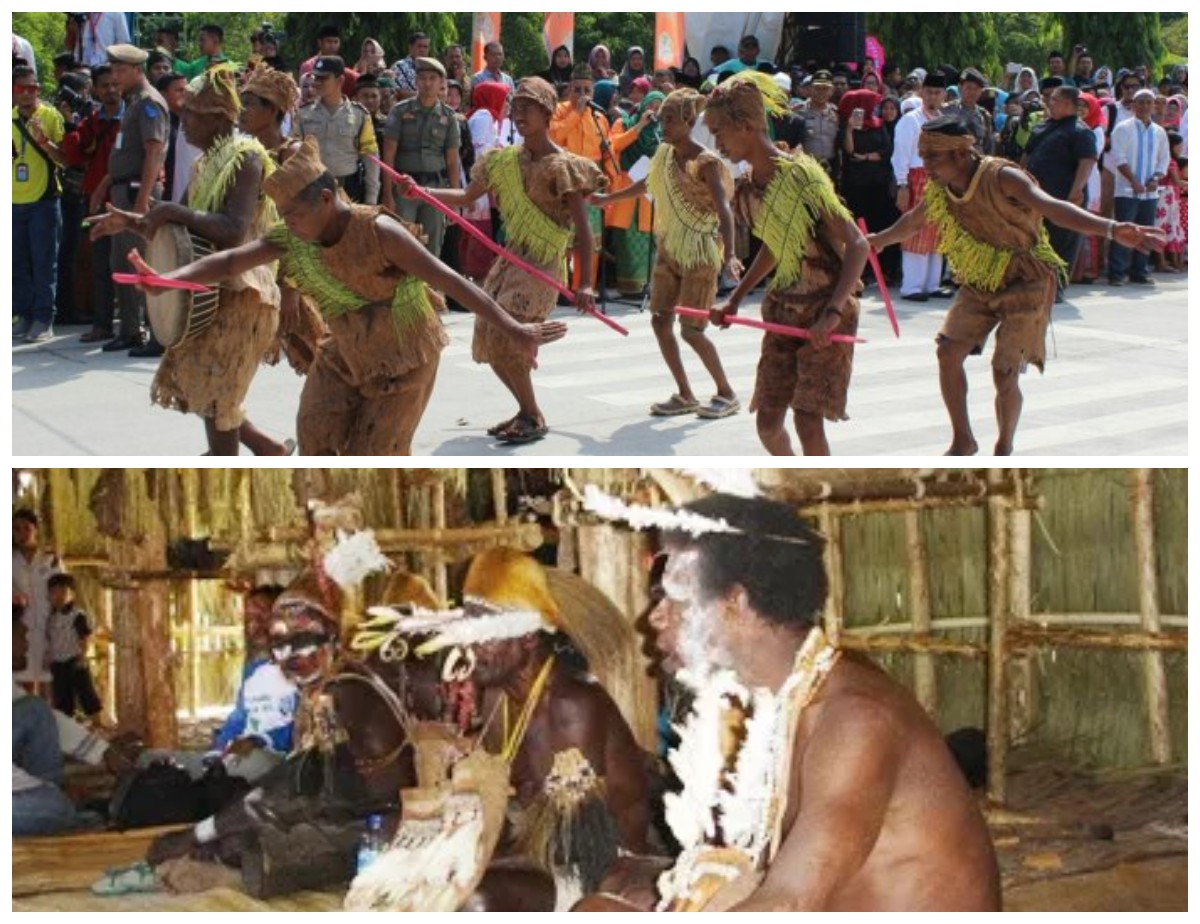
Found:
[799,76,840,170]
[298,57,380,204]
[382,57,461,257]
[107,44,169,346]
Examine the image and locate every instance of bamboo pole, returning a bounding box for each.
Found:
[182,470,201,721]
[1007,626,1187,654]
[491,469,508,524]
[1008,501,1035,744]
[820,507,844,649]
[843,612,1188,634]
[985,470,1011,805]
[838,635,986,659]
[904,509,936,715]
[431,480,448,605]
[1131,470,1171,765]
[264,522,542,549]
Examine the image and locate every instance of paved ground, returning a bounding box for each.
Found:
[12,275,1188,458]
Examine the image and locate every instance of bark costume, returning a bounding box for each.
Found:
[924,152,1066,374]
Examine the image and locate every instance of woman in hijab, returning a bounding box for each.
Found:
[1092,66,1114,97]
[1015,66,1038,95]
[542,45,574,95]
[678,57,703,90]
[839,89,899,283]
[464,82,518,278]
[880,95,902,139]
[355,38,387,77]
[589,44,615,81]
[607,90,665,295]
[1072,91,1108,282]
[619,46,648,98]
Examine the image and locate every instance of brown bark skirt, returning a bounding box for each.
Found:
[297,343,441,457]
[150,287,279,431]
[473,256,562,377]
[940,272,1057,375]
[750,287,860,423]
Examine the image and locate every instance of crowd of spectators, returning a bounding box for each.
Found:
[12,17,1189,346]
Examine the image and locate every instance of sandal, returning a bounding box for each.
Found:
[91,861,161,897]
[696,396,741,420]
[283,438,298,456]
[496,415,549,446]
[650,394,701,417]
[487,416,519,437]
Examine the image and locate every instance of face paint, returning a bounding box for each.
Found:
[660,549,730,684]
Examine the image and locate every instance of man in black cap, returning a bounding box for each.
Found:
[945,68,994,155]
[381,57,461,258]
[298,56,380,204]
[301,23,342,79]
[96,43,168,353]
[799,70,839,169]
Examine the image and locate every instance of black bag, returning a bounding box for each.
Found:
[109,760,200,831]
[196,761,253,818]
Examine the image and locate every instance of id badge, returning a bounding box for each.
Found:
[16,163,29,183]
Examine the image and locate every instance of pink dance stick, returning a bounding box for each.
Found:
[858,218,900,338]
[675,307,867,345]
[370,156,629,337]
[113,273,213,293]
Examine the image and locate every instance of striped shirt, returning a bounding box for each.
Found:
[1110,117,1170,200]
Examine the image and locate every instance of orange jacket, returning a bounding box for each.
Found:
[550,101,612,166]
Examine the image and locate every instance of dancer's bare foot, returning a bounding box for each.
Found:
[945,439,979,457]
[994,441,1014,457]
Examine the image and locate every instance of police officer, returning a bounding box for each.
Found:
[298,56,380,204]
[380,57,462,258]
[799,69,840,172]
[103,43,168,353]
[945,68,996,155]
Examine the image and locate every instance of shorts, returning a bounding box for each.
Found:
[939,273,1056,374]
[750,287,859,422]
[649,249,720,331]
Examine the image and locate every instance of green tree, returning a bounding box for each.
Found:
[282,14,458,68]
[1056,13,1165,76]
[12,11,67,89]
[867,13,1002,80]
[991,12,1062,74]
[1161,14,1188,67]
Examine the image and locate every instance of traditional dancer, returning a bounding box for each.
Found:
[238,66,330,377]
[345,548,651,912]
[869,117,1166,456]
[575,491,1001,912]
[591,89,742,421]
[706,73,870,457]
[93,67,289,457]
[399,77,606,446]
[130,137,566,456]
[890,71,949,301]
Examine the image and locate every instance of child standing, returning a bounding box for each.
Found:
[45,573,103,722]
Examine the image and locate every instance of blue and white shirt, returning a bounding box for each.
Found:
[1110,117,1170,200]
[212,660,299,755]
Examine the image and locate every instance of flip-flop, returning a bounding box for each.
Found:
[696,396,741,420]
[650,395,701,417]
[91,861,161,897]
[496,416,549,446]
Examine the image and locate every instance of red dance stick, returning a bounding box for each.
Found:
[857,218,900,338]
[675,307,867,345]
[370,156,629,337]
[112,273,213,293]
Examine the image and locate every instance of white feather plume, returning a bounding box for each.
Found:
[415,609,552,653]
[323,529,391,590]
[718,687,779,851]
[583,484,737,538]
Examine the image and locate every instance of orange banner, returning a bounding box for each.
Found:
[472,12,502,75]
[543,13,575,62]
[654,12,685,71]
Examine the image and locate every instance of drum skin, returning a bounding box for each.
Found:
[145,224,220,347]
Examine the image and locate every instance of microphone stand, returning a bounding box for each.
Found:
[588,102,621,315]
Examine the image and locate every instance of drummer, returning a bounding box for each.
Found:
[124,138,567,456]
[93,67,294,457]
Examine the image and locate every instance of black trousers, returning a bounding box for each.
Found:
[50,657,102,718]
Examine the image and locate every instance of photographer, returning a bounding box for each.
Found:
[34,64,125,343]
[67,13,131,69]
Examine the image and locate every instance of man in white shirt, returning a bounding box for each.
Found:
[12,510,59,689]
[1108,89,1170,285]
[73,12,131,69]
[891,72,948,301]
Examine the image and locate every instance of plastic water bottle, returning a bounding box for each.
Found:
[356,814,385,874]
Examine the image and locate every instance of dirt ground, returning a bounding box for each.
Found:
[1004,856,1187,911]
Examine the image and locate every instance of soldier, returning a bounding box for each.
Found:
[297,56,380,205]
[380,57,462,258]
[946,68,995,155]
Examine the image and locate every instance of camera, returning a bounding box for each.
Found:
[68,13,87,24]
[54,86,89,116]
